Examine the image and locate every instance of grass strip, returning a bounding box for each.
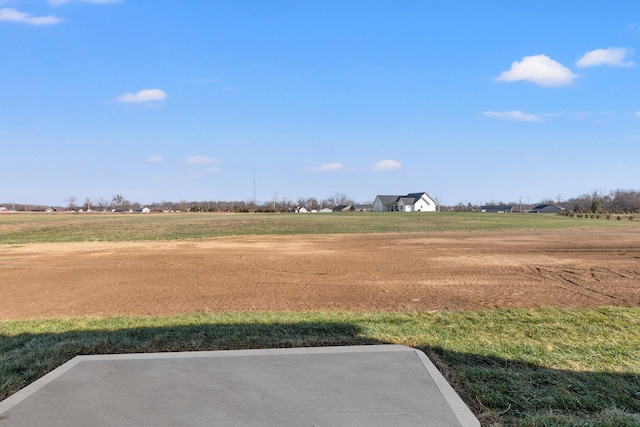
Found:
[1,308,639,426]
[2,212,638,244]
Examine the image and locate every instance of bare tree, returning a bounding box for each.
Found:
[296,197,307,209]
[537,198,556,207]
[96,197,109,211]
[564,193,591,213]
[245,198,257,212]
[320,197,334,209]
[606,189,640,213]
[307,197,321,211]
[330,192,354,207]
[111,194,127,210]
[65,196,77,210]
[278,197,293,212]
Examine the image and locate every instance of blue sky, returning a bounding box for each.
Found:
[1,1,639,206]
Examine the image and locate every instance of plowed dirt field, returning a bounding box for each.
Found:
[1,228,639,320]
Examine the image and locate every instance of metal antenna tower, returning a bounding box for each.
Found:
[253,170,257,205]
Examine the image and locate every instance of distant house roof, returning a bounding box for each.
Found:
[353,204,373,211]
[406,192,434,201]
[480,205,513,212]
[376,195,401,205]
[377,192,436,206]
[530,204,563,213]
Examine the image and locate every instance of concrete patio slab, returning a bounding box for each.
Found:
[0,345,479,426]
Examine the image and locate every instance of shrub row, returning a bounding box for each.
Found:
[561,212,635,221]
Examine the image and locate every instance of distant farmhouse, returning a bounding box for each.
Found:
[373,192,437,212]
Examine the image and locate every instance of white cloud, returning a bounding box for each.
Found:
[184,155,214,165]
[627,24,640,35]
[543,110,613,121]
[635,111,640,119]
[577,48,634,68]
[116,89,167,103]
[301,162,348,172]
[372,159,401,172]
[48,0,122,5]
[483,110,544,122]
[145,155,164,163]
[496,54,578,87]
[195,77,220,84]
[543,111,587,120]
[0,7,61,25]
[318,163,343,171]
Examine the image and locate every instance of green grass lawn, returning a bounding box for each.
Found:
[1,211,638,244]
[1,309,639,426]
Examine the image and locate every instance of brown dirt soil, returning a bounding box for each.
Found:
[1,228,639,320]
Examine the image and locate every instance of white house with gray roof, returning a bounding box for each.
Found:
[373,192,437,212]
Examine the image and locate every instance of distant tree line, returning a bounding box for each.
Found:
[560,189,640,214]
[2,192,358,213]
[446,189,640,214]
[179,192,357,213]
[5,189,640,214]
